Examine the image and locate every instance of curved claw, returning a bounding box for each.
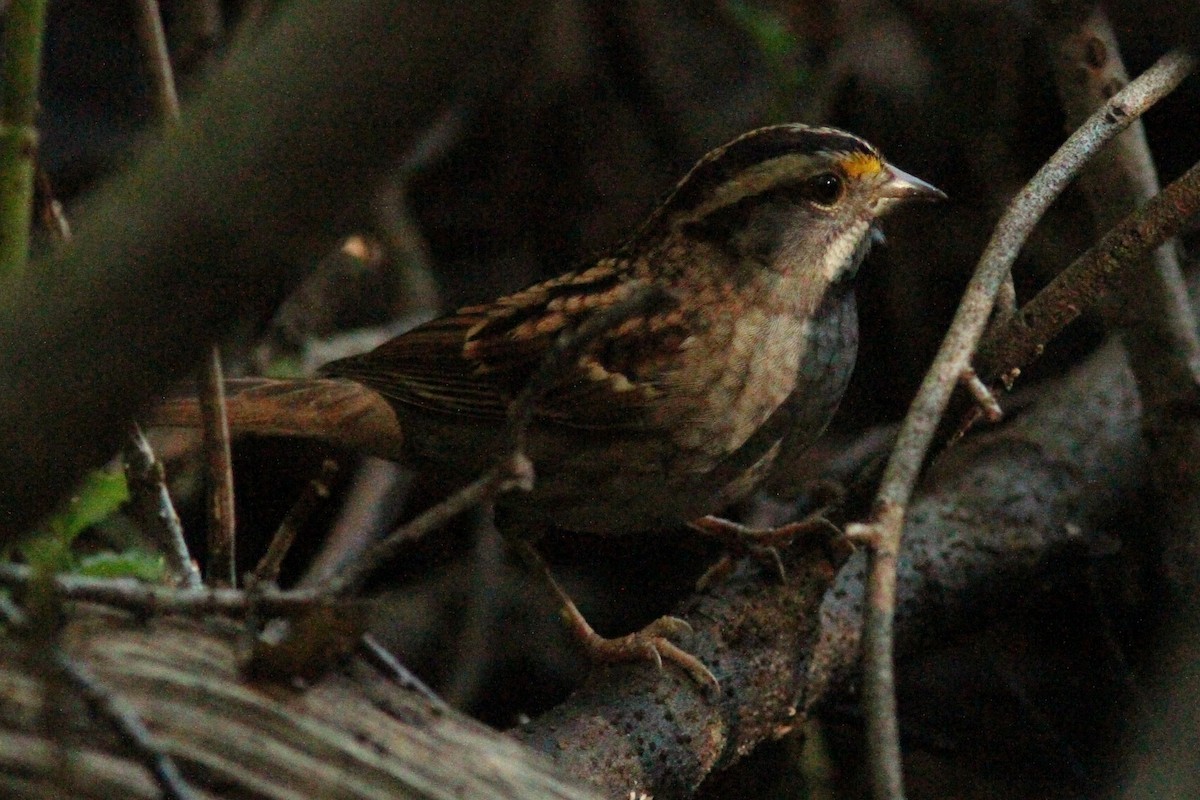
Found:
[654,638,719,692]
[573,614,718,691]
[519,538,718,690]
[643,615,692,638]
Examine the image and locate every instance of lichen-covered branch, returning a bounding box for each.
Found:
[517,336,1144,798]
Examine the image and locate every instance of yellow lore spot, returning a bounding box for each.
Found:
[840,151,883,179]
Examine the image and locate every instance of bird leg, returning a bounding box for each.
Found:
[510,539,719,690]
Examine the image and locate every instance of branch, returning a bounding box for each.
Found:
[973,158,1200,390]
[847,48,1194,800]
[0,605,604,800]
[0,0,49,278]
[518,336,1145,796]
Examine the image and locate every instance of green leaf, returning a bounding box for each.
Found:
[57,468,130,539]
[14,468,130,572]
[76,550,166,582]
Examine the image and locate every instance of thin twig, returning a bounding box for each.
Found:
[124,425,203,589]
[0,0,50,279]
[958,367,1003,423]
[133,0,239,587]
[56,653,201,800]
[251,459,338,585]
[199,356,237,585]
[360,633,447,710]
[1,586,200,798]
[0,561,323,616]
[846,49,1195,800]
[132,0,182,117]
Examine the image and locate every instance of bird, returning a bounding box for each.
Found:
[151,123,944,687]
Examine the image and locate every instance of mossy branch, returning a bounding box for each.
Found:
[0,0,50,278]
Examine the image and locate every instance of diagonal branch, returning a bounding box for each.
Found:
[847,49,1195,800]
[972,158,1200,386]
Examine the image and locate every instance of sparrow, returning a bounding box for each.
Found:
[151,124,944,686]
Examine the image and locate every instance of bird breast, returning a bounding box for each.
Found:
[667,304,810,468]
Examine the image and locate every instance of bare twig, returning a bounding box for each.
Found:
[56,654,201,800]
[252,459,338,585]
[0,561,323,616]
[197,346,238,585]
[123,425,203,589]
[134,0,239,587]
[360,633,447,709]
[133,0,182,118]
[846,49,1195,800]
[958,367,1003,423]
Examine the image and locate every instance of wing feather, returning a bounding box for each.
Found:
[320,263,690,430]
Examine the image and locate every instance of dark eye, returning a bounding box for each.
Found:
[807,172,844,206]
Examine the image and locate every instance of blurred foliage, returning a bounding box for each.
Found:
[725,0,807,121]
[9,467,164,582]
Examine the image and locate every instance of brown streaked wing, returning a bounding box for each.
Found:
[320,311,510,419]
[320,267,689,430]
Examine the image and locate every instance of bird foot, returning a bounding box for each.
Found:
[511,539,718,690]
[563,608,719,691]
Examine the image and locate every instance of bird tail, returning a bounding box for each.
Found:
[144,377,405,459]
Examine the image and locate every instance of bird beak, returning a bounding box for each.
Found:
[879,164,946,203]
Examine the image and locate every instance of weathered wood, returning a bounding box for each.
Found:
[0,607,602,800]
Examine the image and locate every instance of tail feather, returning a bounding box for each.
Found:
[145,377,405,460]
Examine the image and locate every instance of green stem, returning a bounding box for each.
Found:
[0,0,50,279]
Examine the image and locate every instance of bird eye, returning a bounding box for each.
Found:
[808,172,844,206]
